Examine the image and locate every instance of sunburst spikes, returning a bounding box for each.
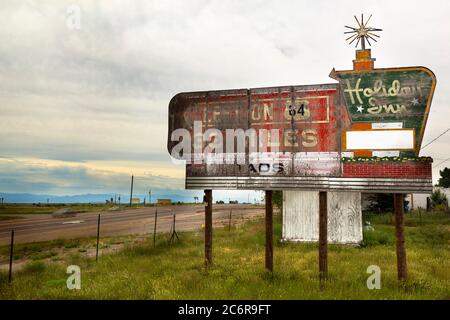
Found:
[344,14,382,49]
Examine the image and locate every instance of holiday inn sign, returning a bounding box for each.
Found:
[333,66,436,156]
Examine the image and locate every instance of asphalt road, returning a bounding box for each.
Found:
[0,204,264,245]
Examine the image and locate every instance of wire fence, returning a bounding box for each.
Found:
[0,204,263,283]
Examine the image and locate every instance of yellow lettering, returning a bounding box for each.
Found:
[367,106,382,114]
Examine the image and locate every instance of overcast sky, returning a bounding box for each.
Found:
[1,0,449,199]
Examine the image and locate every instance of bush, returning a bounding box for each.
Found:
[433,204,448,212]
[24,261,46,273]
[45,279,66,288]
[272,191,283,211]
[430,189,448,210]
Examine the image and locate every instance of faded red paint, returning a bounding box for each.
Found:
[168,84,344,155]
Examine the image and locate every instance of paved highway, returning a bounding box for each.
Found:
[0,204,264,245]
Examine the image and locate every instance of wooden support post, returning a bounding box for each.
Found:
[204,189,213,268]
[265,190,273,272]
[394,193,407,281]
[319,191,328,281]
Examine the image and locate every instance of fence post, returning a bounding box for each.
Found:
[8,229,14,284]
[169,212,179,244]
[228,209,232,231]
[96,214,101,261]
[153,209,158,247]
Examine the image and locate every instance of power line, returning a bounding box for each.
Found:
[420,127,450,150]
[433,156,450,168]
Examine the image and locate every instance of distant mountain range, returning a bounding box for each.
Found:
[0,191,258,204]
[0,192,203,204]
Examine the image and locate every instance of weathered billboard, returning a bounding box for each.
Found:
[167,53,435,192]
[168,84,344,154]
[168,84,349,178]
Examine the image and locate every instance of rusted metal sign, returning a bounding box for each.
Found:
[168,84,348,178]
[167,51,435,192]
[168,84,343,155]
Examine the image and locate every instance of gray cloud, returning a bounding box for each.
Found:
[1,0,450,195]
[0,158,183,195]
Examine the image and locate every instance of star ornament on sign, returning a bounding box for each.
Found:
[356,105,364,113]
[345,14,382,50]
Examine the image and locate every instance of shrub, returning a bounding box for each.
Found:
[430,189,448,210]
[24,261,46,273]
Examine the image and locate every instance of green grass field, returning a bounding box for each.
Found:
[0,211,449,299]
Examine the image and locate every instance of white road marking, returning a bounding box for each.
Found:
[62,220,85,225]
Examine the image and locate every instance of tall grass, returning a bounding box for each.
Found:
[0,212,449,299]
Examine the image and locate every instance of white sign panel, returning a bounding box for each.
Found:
[345,129,415,150]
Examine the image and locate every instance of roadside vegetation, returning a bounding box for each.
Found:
[0,210,449,299]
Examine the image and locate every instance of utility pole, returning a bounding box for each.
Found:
[149,189,152,206]
[129,175,134,207]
